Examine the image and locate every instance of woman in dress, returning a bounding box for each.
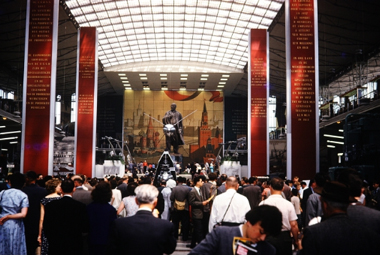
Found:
[87,181,117,255]
[110,179,124,217]
[161,179,176,220]
[117,182,139,217]
[38,178,62,255]
[0,172,29,255]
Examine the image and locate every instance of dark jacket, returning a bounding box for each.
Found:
[44,196,89,255]
[300,214,380,255]
[108,210,176,255]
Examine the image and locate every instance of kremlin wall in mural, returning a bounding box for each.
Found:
[123,91,224,165]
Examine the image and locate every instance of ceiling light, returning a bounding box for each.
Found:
[125,87,132,90]
[338,129,344,132]
[180,74,188,77]
[140,77,148,80]
[10,141,18,144]
[122,80,129,83]
[327,140,344,145]
[0,131,21,135]
[220,78,228,81]
[120,77,128,80]
[180,78,187,80]
[201,74,209,77]
[0,137,18,141]
[118,73,126,76]
[219,82,226,84]
[0,126,5,128]
[222,74,230,77]
[160,77,167,80]
[139,73,147,76]
[323,134,344,139]
[160,74,167,76]
[327,145,335,148]
[179,88,186,91]
[200,78,208,81]
[217,85,224,88]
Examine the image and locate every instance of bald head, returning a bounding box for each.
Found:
[225,176,239,190]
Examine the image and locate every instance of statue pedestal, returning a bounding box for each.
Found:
[220,161,241,178]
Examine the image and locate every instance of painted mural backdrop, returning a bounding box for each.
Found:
[123,91,224,167]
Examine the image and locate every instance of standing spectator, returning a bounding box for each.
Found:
[110,179,123,217]
[0,173,29,255]
[117,176,131,198]
[217,174,227,194]
[305,173,328,226]
[38,179,62,255]
[243,176,262,209]
[261,181,271,200]
[72,176,93,205]
[188,175,209,248]
[87,181,117,255]
[291,188,302,230]
[44,179,89,255]
[299,181,380,255]
[301,179,314,226]
[117,182,139,217]
[259,177,299,255]
[336,168,380,235]
[189,206,282,255]
[161,179,176,220]
[208,176,251,232]
[298,181,307,199]
[170,177,191,241]
[22,170,48,255]
[108,184,177,254]
[200,172,218,236]
[372,179,380,210]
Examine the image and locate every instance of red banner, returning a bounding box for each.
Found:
[249,29,268,176]
[75,27,97,177]
[21,0,58,175]
[287,0,318,179]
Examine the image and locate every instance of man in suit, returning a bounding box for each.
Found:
[200,172,217,237]
[170,176,191,240]
[336,168,380,235]
[217,174,227,194]
[72,176,93,205]
[243,176,262,209]
[22,170,48,255]
[188,175,209,248]
[44,179,89,255]
[300,181,380,254]
[189,205,281,255]
[108,184,176,255]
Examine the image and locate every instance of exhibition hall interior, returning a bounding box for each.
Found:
[1,0,380,178]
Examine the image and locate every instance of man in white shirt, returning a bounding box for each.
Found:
[208,176,251,232]
[259,177,299,255]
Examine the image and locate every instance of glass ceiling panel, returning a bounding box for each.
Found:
[65,0,284,70]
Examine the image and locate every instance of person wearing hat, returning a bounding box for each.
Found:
[336,168,380,235]
[299,181,380,255]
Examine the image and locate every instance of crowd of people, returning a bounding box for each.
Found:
[0,166,380,255]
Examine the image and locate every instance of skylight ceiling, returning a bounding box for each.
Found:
[65,0,284,72]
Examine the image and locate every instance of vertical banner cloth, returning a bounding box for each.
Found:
[74,27,98,177]
[286,0,319,179]
[21,0,59,175]
[248,29,269,177]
